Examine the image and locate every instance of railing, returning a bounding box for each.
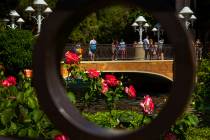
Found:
[64,44,174,61]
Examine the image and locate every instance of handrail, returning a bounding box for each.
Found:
[64,44,174,61]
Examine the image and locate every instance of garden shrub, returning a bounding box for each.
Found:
[170,113,199,139]
[192,56,210,126]
[194,58,210,110]
[82,110,151,129]
[184,127,210,140]
[0,29,34,76]
[0,70,60,139]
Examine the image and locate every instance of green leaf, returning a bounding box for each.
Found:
[18,129,28,137]
[28,128,39,138]
[0,108,14,126]
[85,92,89,100]
[0,129,7,136]
[8,122,17,134]
[67,91,76,104]
[31,110,43,123]
[27,97,37,109]
[16,92,24,104]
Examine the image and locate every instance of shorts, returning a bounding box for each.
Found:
[90,47,96,53]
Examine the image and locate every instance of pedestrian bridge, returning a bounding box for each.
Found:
[61,60,173,93]
[79,60,173,80]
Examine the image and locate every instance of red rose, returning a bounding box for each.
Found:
[87,69,100,78]
[65,51,80,64]
[101,79,109,94]
[54,134,69,140]
[140,95,154,115]
[125,85,136,98]
[104,74,119,87]
[2,76,16,87]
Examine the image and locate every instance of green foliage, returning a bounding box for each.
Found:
[184,127,210,140]
[83,110,151,129]
[170,113,199,139]
[0,71,60,138]
[69,5,155,43]
[0,29,34,75]
[193,58,210,112]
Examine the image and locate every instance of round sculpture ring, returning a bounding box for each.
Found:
[33,0,195,139]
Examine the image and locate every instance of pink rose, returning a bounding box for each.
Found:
[140,95,154,115]
[101,79,109,94]
[125,85,136,98]
[54,134,69,140]
[2,76,16,87]
[104,74,119,87]
[87,69,100,78]
[65,51,80,64]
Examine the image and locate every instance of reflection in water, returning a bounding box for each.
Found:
[76,93,168,116]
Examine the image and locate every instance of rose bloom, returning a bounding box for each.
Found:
[54,134,69,140]
[101,79,109,94]
[125,85,136,98]
[2,76,16,87]
[87,69,100,78]
[104,74,119,87]
[140,95,154,115]
[65,51,80,64]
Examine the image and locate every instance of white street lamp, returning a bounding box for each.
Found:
[152,23,162,41]
[8,10,20,29]
[25,6,35,20]
[152,27,157,32]
[132,16,147,44]
[190,14,197,27]
[17,18,25,29]
[2,18,9,28]
[25,0,52,34]
[179,6,195,30]
[44,7,53,15]
[143,23,150,32]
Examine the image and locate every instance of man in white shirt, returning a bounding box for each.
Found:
[89,37,97,61]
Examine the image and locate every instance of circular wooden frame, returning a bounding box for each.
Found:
[33,0,195,139]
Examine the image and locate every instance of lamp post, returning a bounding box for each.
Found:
[17,18,25,29]
[25,0,52,34]
[179,6,196,30]
[131,16,147,44]
[152,23,162,42]
[8,10,20,29]
[2,18,9,28]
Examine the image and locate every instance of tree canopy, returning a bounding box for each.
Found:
[69,5,156,44]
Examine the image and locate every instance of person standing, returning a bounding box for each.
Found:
[149,39,155,60]
[195,39,202,60]
[112,39,118,60]
[89,37,97,61]
[119,39,126,60]
[143,36,150,60]
[158,38,164,60]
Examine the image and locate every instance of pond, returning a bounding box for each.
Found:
[66,72,172,115]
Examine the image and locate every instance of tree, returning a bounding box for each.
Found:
[0,29,34,75]
[69,5,156,44]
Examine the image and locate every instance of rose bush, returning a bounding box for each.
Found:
[0,68,60,139]
[63,51,136,112]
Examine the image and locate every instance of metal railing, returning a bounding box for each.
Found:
[64,44,174,61]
